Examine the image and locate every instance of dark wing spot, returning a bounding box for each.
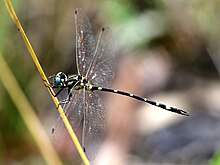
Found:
[51,128,55,134]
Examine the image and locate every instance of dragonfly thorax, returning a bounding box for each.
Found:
[74,76,93,90]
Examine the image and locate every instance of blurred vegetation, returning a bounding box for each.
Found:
[1,0,220,164]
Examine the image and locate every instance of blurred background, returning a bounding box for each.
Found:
[1,0,220,164]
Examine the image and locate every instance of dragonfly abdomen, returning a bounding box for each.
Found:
[91,86,189,116]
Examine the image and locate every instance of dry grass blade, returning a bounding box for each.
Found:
[0,54,63,165]
[4,0,90,164]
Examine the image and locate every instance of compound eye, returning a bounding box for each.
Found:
[54,72,67,87]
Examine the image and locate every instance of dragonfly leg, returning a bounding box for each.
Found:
[56,92,73,109]
[42,78,65,97]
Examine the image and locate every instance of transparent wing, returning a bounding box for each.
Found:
[75,8,96,77]
[84,91,106,160]
[52,90,85,144]
[64,89,85,130]
[86,27,115,87]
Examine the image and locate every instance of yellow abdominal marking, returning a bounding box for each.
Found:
[88,85,93,90]
[85,81,93,91]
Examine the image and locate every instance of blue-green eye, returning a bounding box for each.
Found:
[54,76,61,86]
[54,72,67,87]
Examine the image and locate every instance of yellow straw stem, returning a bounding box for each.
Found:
[0,54,62,165]
[4,0,90,164]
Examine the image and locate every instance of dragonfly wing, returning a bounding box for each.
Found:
[86,27,115,87]
[75,8,96,77]
[63,89,85,131]
[52,90,85,144]
[84,91,106,160]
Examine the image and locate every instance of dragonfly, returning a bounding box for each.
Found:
[47,8,189,160]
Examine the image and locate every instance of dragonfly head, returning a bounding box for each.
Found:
[54,72,68,87]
